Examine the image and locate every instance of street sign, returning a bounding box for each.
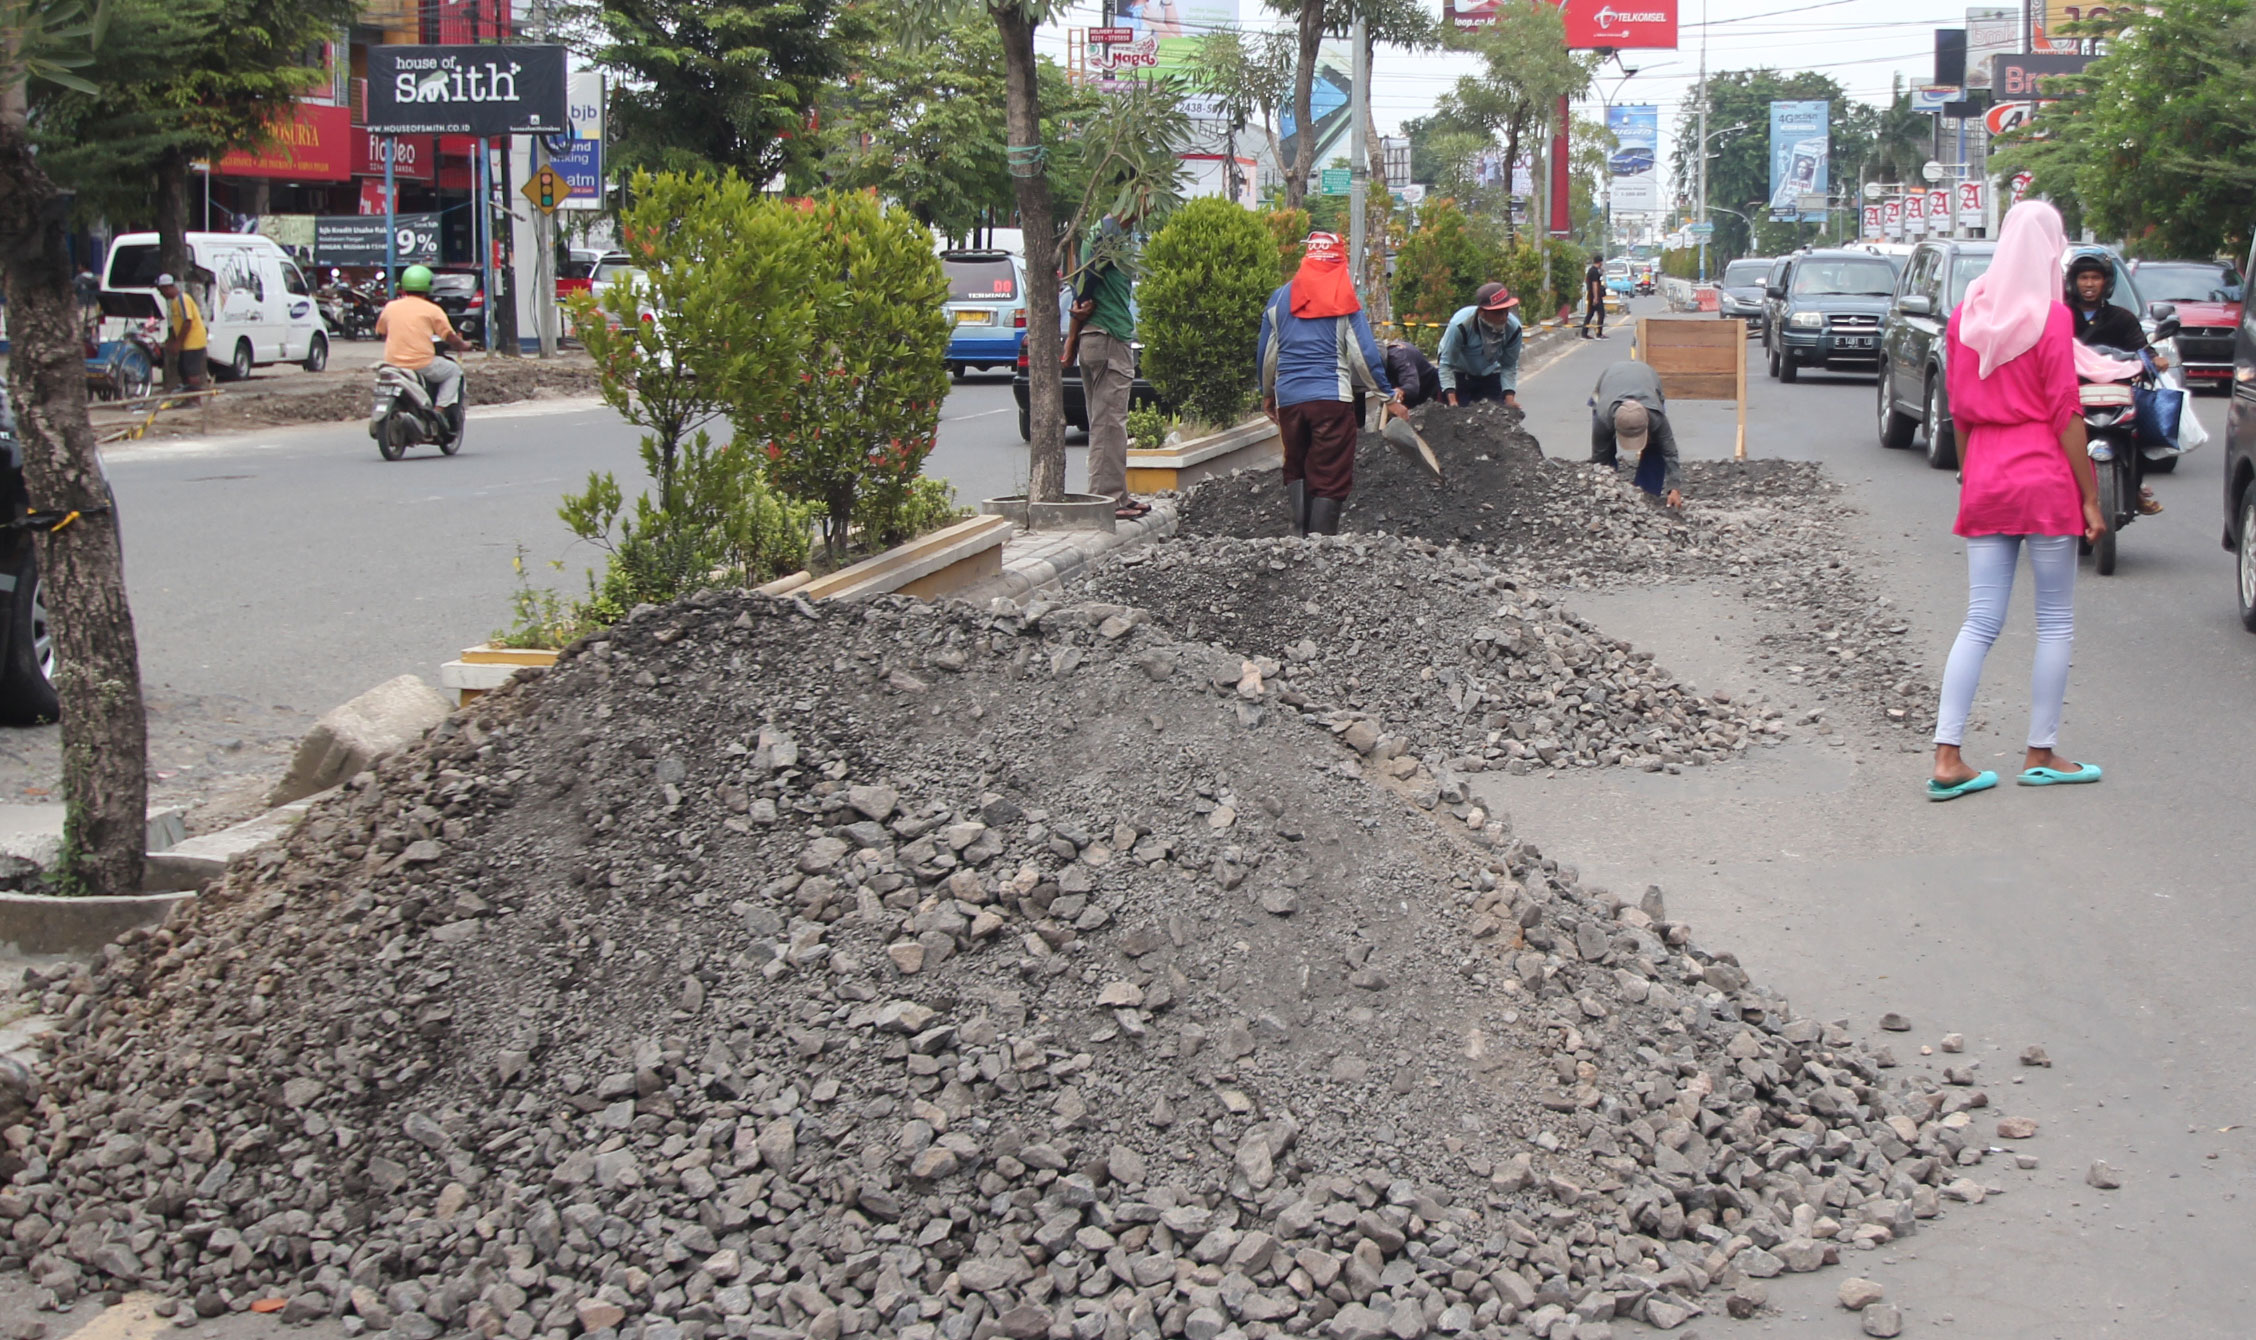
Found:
[1320,167,1352,196]
[1922,159,1947,182]
[1863,181,1885,200]
[522,165,566,214]
[1688,222,1715,236]
[1956,178,1986,228]
[1795,193,1829,214]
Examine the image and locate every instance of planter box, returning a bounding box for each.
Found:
[797,514,1012,603]
[440,644,561,706]
[1126,417,1279,494]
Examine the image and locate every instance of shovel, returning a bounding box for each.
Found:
[1383,414,1443,481]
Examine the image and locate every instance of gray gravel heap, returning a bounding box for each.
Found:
[5,590,1998,1340]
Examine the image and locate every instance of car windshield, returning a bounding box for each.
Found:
[1793,259,1898,297]
[1948,254,1994,308]
[592,259,637,283]
[2133,262,2244,304]
[1721,260,1770,286]
[944,257,1018,303]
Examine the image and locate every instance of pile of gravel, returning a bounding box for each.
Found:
[1078,534,1782,778]
[1178,403,1935,744]
[4,589,2010,1340]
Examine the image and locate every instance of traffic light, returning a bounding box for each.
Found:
[539,171,557,210]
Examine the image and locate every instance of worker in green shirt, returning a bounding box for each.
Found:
[1062,201,1147,520]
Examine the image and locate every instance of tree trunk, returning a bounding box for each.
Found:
[1503,120,1522,243]
[1362,62,1391,322]
[0,108,151,897]
[156,147,192,281]
[1286,0,1324,210]
[995,3,1066,505]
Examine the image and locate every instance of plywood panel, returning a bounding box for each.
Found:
[1655,372,1740,401]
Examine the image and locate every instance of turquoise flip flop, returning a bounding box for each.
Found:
[2018,762,2102,786]
[1926,771,1998,801]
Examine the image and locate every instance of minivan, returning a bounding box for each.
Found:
[102,231,330,381]
[940,249,1028,379]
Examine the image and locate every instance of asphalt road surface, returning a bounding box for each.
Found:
[18,303,2256,1335]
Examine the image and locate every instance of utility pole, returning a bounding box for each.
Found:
[532,0,557,357]
[1348,9,1369,289]
[1695,48,1708,282]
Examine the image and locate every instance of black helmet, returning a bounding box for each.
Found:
[2065,252,2114,303]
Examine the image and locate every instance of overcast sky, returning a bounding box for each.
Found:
[1036,0,1978,179]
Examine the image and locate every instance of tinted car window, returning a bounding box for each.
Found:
[282,262,311,297]
[2134,262,2243,303]
[943,258,1018,303]
[1721,260,1770,285]
[108,244,163,287]
[1948,254,1993,308]
[1792,259,1898,297]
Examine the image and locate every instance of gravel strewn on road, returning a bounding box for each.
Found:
[6,589,2007,1340]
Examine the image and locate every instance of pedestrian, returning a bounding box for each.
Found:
[155,273,209,391]
[1062,192,1148,520]
[1257,231,1406,535]
[1581,254,1607,339]
[1587,360,1681,507]
[1383,338,1441,409]
[73,266,99,339]
[1436,283,1523,407]
[1927,199,2107,801]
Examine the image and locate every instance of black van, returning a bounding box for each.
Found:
[2224,233,2256,631]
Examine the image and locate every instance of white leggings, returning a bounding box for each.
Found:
[1933,534,2078,750]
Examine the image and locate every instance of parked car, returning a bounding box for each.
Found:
[1010,344,1159,441]
[2130,257,2243,389]
[1763,248,1903,383]
[941,249,1028,379]
[426,267,488,344]
[2221,234,2256,631]
[0,391,58,725]
[1714,257,1773,337]
[102,231,329,380]
[1876,238,1997,469]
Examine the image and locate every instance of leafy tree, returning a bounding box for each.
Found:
[1668,69,1847,263]
[1260,206,1312,279]
[1138,198,1279,427]
[1433,2,1595,242]
[1998,0,2256,258]
[588,0,865,184]
[1394,197,1489,345]
[0,0,152,894]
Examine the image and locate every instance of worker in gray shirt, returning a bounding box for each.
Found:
[1588,360,1682,508]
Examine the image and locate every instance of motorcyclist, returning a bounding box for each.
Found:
[374,264,468,434]
[2064,253,2164,515]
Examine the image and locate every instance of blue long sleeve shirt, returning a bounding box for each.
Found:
[1435,306,1523,392]
[1257,284,1394,410]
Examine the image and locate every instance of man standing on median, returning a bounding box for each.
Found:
[1258,232,1408,536]
[1588,360,1683,508]
[1437,283,1524,407]
[1063,196,1148,521]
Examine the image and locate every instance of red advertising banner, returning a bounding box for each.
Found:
[351,131,435,181]
[216,102,352,181]
[1445,0,1678,48]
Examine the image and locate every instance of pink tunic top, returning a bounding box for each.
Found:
[1946,303,2085,537]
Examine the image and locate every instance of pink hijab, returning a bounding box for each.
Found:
[1956,200,2067,378]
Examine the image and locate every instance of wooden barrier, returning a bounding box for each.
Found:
[1632,316,1748,460]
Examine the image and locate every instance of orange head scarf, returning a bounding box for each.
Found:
[1290,232,1361,318]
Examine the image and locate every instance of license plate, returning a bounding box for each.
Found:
[1845,335,1873,348]
[953,310,992,326]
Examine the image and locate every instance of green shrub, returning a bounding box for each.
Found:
[1395,198,1487,329]
[1137,196,1279,428]
[855,475,963,554]
[1126,403,1171,452]
[1259,207,1311,281]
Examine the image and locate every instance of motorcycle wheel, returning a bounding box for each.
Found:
[377,411,409,461]
[440,386,466,456]
[2094,457,2122,576]
[121,350,152,400]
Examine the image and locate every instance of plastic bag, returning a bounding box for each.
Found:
[2143,340,2208,457]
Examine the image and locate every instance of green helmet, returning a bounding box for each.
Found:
[399,264,435,293]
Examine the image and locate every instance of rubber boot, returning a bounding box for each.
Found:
[1307,496,1343,535]
[1285,479,1308,536]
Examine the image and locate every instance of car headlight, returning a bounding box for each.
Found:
[1789,311,1825,330]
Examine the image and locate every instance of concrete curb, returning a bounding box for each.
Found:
[0,891,194,957]
[955,502,1181,604]
[143,791,329,894]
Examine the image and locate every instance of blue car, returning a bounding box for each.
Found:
[942,250,1027,379]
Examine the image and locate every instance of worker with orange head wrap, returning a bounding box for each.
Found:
[1256,232,1406,535]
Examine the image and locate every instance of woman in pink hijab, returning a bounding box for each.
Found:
[1928,199,2107,799]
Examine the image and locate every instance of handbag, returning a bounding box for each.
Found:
[2133,382,2183,449]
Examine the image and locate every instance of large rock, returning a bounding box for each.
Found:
[266,675,452,807]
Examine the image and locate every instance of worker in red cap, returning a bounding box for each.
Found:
[1257,231,1407,535]
[1436,282,1524,407]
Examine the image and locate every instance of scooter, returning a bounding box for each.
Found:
[320,282,377,340]
[369,351,465,460]
[2078,310,2183,576]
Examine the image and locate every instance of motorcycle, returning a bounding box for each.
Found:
[2078,309,2185,576]
[369,350,465,461]
[319,282,377,340]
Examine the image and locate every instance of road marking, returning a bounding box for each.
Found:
[944,407,1013,422]
[61,1291,169,1340]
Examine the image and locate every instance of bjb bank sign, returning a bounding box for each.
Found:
[548,73,606,210]
[365,45,568,137]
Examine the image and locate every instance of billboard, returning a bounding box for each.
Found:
[1766,100,1828,222]
[2036,0,2126,51]
[1278,37,1353,173]
[1446,0,1678,48]
[548,71,605,210]
[315,213,441,267]
[1097,0,1236,87]
[1994,52,2092,101]
[364,45,568,137]
[1965,7,2019,88]
[1606,104,1660,212]
[216,102,352,182]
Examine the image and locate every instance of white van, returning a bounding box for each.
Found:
[102,232,331,381]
